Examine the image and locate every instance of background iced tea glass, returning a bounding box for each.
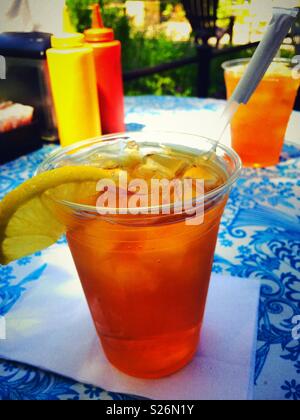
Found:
[223,58,300,167]
[38,132,241,378]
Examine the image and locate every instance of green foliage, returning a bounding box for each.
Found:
[66,0,130,43]
[66,0,197,96]
[65,0,99,33]
[64,1,259,98]
[65,0,116,33]
[102,6,131,46]
[123,34,197,96]
[280,49,296,59]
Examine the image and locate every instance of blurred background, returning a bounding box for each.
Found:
[0,0,299,99]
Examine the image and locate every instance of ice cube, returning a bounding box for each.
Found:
[119,151,142,171]
[140,154,189,179]
[125,140,140,152]
[184,165,215,181]
[183,165,222,193]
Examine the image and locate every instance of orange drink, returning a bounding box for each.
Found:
[38,132,241,378]
[223,59,299,167]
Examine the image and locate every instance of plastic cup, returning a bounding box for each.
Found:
[223,58,300,167]
[38,132,241,378]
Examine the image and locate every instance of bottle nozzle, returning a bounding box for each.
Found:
[91,3,104,29]
[85,2,114,42]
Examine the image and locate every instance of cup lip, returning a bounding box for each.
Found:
[37,131,242,216]
[222,57,292,71]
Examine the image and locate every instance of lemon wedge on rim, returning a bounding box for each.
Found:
[0,166,116,265]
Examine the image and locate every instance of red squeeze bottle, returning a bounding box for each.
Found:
[85,4,125,134]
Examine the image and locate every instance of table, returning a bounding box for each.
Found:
[0,97,299,401]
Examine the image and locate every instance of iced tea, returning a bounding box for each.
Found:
[39,133,241,378]
[224,59,299,167]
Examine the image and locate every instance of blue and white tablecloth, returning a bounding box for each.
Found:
[0,96,299,401]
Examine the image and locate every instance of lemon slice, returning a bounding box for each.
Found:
[0,166,117,265]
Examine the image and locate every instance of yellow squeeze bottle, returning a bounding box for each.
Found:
[46,33,101,146]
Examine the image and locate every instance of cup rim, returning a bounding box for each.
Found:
[37,131,242,217]
[222,57,292,71]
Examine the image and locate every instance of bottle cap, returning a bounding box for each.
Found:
[84,27,114,42]
[84,4,115,43]
[51,33,84,49]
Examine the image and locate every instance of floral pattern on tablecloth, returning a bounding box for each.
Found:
[0,97,299,400]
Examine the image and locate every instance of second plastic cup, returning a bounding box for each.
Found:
[223,58,300,167]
